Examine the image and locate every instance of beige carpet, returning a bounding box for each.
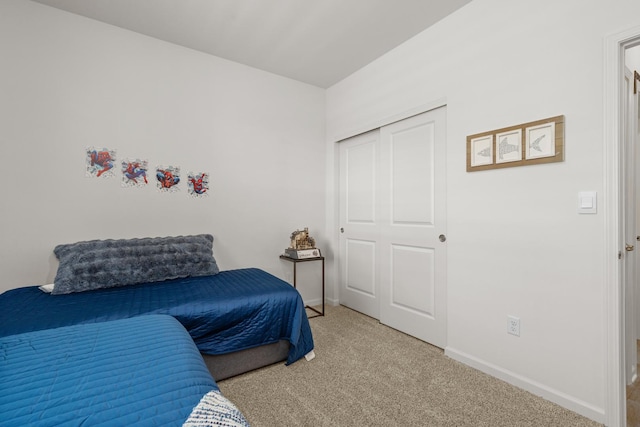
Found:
[218,305,601,427]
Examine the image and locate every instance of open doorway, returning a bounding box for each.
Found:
[624,45,640,426]
[604,25,640,427]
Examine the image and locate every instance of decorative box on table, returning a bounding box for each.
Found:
[282,227,321,259]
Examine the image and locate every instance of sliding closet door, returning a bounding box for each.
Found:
[339,108,447,348]
[378,108,447,348]
[339,130,380,319]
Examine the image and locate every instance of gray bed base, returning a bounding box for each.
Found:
[202,340,290,381]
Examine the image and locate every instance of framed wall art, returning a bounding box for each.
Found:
[495,129,522,164]
[525,122,556,160]
[466,115,564,172]
[469,135,494,167]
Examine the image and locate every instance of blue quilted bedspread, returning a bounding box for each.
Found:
[0,315,218,426]
[0,268,314,365]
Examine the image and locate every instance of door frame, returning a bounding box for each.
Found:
[604,24,640,427]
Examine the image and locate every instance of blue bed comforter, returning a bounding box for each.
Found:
[0,268,314,365]
[0,315,219,427]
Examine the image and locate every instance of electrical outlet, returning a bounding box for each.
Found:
[507,316,520,337]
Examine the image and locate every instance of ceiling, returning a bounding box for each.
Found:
[31,0,472,88]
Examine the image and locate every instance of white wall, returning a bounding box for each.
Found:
[0,0,326,302]
[326,0,640,422]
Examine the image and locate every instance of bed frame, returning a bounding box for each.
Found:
[202,340,290,380]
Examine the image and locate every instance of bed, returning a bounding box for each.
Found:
[0,314,249,426]
[0,234,315,380]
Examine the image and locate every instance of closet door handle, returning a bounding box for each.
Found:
[626,244,635,252]
[439,234,447,242]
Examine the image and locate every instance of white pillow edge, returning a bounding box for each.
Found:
[39,284,55,293]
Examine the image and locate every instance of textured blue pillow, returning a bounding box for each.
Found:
[52,234,219,295]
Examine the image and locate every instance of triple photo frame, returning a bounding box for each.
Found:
[466,115,564,172]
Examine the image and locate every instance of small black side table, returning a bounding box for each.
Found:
[279,255,325,318]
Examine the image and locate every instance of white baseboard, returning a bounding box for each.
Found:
[445,347,605,424]
[304,298,322,307]
[325,297,339,306]
[304,297,339,307]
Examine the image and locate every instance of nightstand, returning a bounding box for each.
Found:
[279,255,325,318]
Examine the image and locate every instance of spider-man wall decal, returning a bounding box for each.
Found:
[121,159,149,187]
[156,165,181,192]
[187,172,209,198]
[86,147,116,178]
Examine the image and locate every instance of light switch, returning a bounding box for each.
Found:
[578,191,597,214]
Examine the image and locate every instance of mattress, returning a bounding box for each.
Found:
[0,315,219,427]
[0,268,314,365]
